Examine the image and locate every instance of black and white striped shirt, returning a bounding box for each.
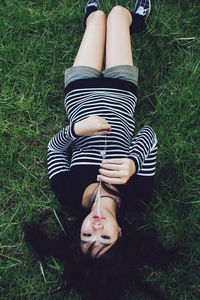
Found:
[47,78,157,180]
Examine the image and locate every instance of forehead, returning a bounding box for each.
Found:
[81,241,112,256]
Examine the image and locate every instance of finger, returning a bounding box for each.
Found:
[97,175,126,185]
[101,158,126,165]
[100,116,109,124]
[96,116,110,125]
[98,123,111,130]
[100,163,122,171]
[95,115,106,121]
[99,168,124,178]
[97,128,111,134]
[101,117,109,124]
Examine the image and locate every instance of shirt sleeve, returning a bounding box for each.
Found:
[47,124,77,180]
[128,126,158,176]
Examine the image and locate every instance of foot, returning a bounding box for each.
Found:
[130,0,151,34]
[134,0,151,18]
[85,0,100,14]
[84,0,100,28]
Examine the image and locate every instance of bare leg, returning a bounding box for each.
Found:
[73,10,106,71]
[106,6,133,68]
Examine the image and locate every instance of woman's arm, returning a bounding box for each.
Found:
[128,126,157,176]
[48,116,111,205]
[47,124,77,179]
[48,116,111,180]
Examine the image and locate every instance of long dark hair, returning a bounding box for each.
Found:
[23,209,180,300]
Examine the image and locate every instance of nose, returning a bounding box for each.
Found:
[92,221,103,230]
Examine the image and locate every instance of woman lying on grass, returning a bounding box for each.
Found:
[24,1,180,299]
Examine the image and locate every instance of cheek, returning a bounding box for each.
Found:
[81,219,91,233]
[112,221,121,238]
[106,222,119,239]
[113,228,120,240]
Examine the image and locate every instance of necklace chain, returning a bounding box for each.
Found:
[94,134,108,217]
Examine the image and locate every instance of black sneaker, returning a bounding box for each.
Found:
[130,0,151,34]
[84,0,100,28]
[134,0,151,18]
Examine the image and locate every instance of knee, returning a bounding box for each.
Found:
[108,5,132,22]
[87,10,106,26]
[94,10,106,20]
[108,5,127,19]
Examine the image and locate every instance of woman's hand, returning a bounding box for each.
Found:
[74,115,111,137]
[97,158,136,184]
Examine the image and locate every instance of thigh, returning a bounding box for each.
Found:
[73,11,106,72]
[106,6,133,69]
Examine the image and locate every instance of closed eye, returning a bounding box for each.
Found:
[83,233,92,237]
[101,235,110,239]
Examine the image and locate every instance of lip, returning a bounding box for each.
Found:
[93,216,105,220]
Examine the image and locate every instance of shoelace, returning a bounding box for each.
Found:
[87,1,99,9]
[136,6,148,16]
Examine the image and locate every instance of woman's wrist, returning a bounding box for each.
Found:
[72,123,80,137]
[127,158,136,177]
[128,156,139,174]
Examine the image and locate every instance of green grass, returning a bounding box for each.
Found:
[0,0,199,299]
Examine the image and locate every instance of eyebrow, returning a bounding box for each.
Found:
[81,240,111,247]
[83,233,111,240]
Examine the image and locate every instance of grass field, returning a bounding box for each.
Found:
[0,0,199,299]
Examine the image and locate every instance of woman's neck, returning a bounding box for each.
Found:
[91,188,118,217]
[82,182,119,215]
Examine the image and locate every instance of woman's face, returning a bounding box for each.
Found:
[80,208,121,256]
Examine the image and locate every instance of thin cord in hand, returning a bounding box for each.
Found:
[94,135,107,218]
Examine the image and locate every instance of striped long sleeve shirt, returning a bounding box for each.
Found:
[47,78,157,181]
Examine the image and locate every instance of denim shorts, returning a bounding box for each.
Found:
[64,65,138,87]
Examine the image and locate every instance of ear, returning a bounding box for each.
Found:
[118,227,122,237]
